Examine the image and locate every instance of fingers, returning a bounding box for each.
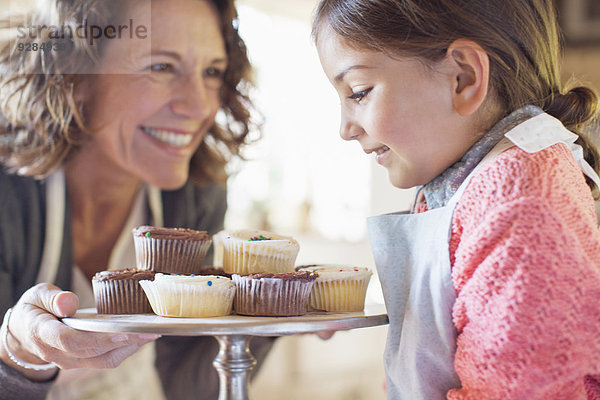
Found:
[8,283,161,371]
[49,335,161,370]
[315,330,335,340]
[20,282,78,318]
[34,319,159,365]
[297,330,337,340]
[52,291,79,318]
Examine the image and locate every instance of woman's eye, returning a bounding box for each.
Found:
[348,88,372,102]
[203,66,224,79]
[149,63,173,72]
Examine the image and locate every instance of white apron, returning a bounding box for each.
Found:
[367,113,600,400]
[37,169,166,400]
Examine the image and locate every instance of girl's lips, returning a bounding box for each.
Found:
[364,145,391,165]
[364,144,390,155]
[375,146,391,165]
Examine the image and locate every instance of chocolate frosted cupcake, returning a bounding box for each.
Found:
[92,269,155,314]
[232,271,317,316]
[197,266,232,278]
[221,229,300,275]
[133,226,212,274]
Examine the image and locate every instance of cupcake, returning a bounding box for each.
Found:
[232,271,317,316]
[92,269,155,314]
[221,229,300,274]
[296,265,373,312]
[197,266,232,278]
[139,273,235,318]
[133,226,212,274]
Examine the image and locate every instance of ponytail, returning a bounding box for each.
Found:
[544,86,599,193]
[544,86,598,132]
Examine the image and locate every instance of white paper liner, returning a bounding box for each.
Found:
[232,275,314,316]
[221,238,299,274]
[139,279,235,317]
[309,278,370,312]
[133,235,212,274]
[92,279,152,314]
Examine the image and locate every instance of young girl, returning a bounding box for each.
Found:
[313,0,600,399]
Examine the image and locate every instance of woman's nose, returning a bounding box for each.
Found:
[170,76,216,120]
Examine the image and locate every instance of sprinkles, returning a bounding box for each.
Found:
[248,235,272,241]
[145,232,151,238]
[207,281,213,286]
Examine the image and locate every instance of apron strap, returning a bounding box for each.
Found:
[447,112,600,209]
[36,169,66,285]
[505,113,600,189]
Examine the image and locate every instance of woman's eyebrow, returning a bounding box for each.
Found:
[148,50,182,60]
[148,50,227,66]
[210,58,228,65]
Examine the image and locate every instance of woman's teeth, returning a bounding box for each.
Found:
[142,127,193,147]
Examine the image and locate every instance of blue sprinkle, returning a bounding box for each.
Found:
[207,281,213,286]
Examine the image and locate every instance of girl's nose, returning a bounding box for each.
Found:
[339,112,363,141]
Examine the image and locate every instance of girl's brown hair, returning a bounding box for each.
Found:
[0,0,255,185]
[313,0,599,186]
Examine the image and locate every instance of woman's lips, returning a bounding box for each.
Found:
[141,126,193,148]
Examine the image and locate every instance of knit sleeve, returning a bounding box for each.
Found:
[447,145,600,400]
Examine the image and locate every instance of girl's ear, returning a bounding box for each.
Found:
[447,39,490,116]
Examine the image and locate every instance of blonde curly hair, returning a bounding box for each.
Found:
[0,0,256,185]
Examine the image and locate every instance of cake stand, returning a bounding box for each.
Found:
[62,304,388,400]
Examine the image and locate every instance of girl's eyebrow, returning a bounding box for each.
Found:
[334,64,372,82]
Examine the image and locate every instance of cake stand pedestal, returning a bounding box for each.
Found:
[63,304,389,400]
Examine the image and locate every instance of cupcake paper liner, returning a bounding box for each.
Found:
[221,231,299,274]
[139,278,235,318]
[134,235,212,274]
[232,275,315,316]
[92,279,152,314]
[309,279,370,312]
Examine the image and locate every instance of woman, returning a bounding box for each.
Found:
[0,0,272,399]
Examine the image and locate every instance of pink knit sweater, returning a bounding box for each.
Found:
[418,143,600,399]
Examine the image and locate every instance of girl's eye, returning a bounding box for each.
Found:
[150,63,173,72]
[348,88,372,102]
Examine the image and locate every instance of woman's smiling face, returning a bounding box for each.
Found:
[82,0,226,189]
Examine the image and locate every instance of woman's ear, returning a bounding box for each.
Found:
[73,76,89,103]
[446,39,490,116]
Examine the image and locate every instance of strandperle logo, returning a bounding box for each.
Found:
[17,18,148,46]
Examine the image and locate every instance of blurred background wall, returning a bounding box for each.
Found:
[1,0,599,399]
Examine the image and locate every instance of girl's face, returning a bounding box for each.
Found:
[317,27,480,189]
[81,0,226,189]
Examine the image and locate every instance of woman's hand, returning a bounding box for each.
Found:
[0,283,160,381]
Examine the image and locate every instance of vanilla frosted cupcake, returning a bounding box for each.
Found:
[139,274,235,318]
[221,230,299,274]
[92,269,155,314]
[232,272,317,316]
[297,265,372,312]
[133,226,212,274]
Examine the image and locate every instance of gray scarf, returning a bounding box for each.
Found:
[421,105,544,209]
